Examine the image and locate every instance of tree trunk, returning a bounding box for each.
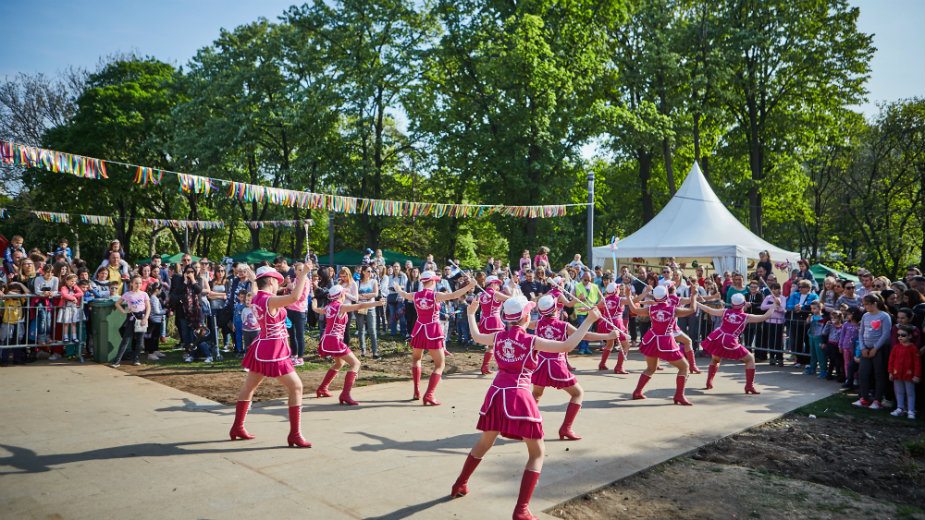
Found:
[638,150,655,222]
[663,137,675,195]
[693,112,702,176]
[746,98,764,234]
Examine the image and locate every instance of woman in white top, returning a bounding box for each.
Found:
[338,266,359,346]
[112,275,151,367]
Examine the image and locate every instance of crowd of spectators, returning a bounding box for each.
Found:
[2,235,923,417]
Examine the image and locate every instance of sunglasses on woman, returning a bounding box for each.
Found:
[897,333,909,338]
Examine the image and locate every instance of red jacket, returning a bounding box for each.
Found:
[888,342,921,381]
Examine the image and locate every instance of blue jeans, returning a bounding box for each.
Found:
[456,314,471,344]
[807,334,825,375]
[177,318,194,346]
[388,299,406,336]
[288,310,306,358]
[575,314,590,352]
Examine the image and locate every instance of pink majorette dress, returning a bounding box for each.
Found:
[410,289,444,349]
[669,293,683,335]
[596,293,626,334]
[318,300,351,358]
[700,307,750,359]
[478,288,504,333]
[478,325,543,440]
[241,290,293,377]
[638,300,684,362]
[546,287,566,315]
[531,317,577,389]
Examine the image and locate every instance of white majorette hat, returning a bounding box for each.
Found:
[606,282,618,294]
[485,275,502,286]
[537,294,557,316]
[730,293,746,307]
[652,285,669,302]
[551,276,563,286]
[255,266,284,282]
[328,285,344,298]
[502,295,536,322]
[420,270,441,283]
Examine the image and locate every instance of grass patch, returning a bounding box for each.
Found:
[905,437,925,458]
[898,504,925,519]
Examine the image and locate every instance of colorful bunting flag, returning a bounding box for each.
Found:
[1,141,107,179]
[80,215,113,226]
[245,219,314,229]
[31,211,70,223]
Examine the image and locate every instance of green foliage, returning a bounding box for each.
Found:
[4,1,921,277]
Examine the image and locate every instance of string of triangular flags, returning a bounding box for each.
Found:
[6,207,317,231]
[245,220,314,229]
[1,140,586,219]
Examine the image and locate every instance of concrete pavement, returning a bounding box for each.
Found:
[0,356,835,519]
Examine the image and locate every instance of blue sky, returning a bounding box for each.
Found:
[0,0,922,119]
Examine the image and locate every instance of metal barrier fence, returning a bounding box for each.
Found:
[1,294,87,363]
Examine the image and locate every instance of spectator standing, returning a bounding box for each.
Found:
[574,271,602,355]
[356,265,381,359]
[532,247,549,273]
[145,282,167,360]
[835,281,863,310]
[786,280,818,367]
[760,283,787,366]
[112,275,150,367]
[889,324,921,419]
[853,294,893,410]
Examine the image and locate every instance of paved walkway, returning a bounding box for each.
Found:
[0,356,835,519]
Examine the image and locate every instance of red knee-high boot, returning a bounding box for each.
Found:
[286,406,312,448]
[673,375,692,406]
[559,402,583,441]
[411,365,422,400]
[316,368,339,398]
[481,350,493,375]
[685,349,701,374]
[598,348,611,370]
[614,350,629,374]
[450,454,482,498]
[705,363,719,390]
[229,400,255,440]
[512,470,541,520]
[632,373,651,400]
[745,367,761,394]
[423,372,442,406]
[339,371,360,405]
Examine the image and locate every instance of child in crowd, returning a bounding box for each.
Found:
[32,264,60,352]
[0,282,28,364]
[78,279,94,356]
[240,291,259,354]
[91,268,112,300]
[822,311,844,381]
[53,238,72,261]
[888,324,921,419]
[3,235,25,274]
[839,307,862,390]
[232,289,247,355]
[145,282,167,361]
[57,274,83,344]
[806,301,826,377]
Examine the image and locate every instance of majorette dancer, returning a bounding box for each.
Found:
[625,283,698,405]
[696,292,776,393]
[451,296,601,520]
[545,276,578,370]
[311,285,386,405]
[394,270,473,405]
[596,282,632,373]
[665,274,703,374]
[531,295,621,441]
[230,264,313,447]
[478,275,510,375]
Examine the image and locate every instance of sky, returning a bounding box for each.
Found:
[0,0,922,119]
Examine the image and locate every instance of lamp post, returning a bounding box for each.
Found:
[586,171,595,264]
[328,211,335,265]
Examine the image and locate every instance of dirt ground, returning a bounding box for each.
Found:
[115,335,490,404]
[551,393,925,520]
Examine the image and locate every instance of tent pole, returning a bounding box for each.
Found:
[586,171,595,266]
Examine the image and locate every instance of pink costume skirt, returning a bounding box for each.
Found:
[318,334,352,359]
[478,316,504,334]
[410,321,444,350]
[596,316,626,335]
[638,331,684,362]
[477,385,543,440]
[701,332,750,360]
[241,337,294,377]
[531,353,577,389]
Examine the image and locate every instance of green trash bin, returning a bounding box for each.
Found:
[91,299,124,364]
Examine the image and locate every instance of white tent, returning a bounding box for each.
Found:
[592,162,800,274]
